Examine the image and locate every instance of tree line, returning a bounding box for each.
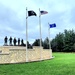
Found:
[33,29,75,52]
[51,29,75,52]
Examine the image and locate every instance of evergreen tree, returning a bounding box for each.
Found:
[43,37,49,49]
[32,39,43,46]
[51,29,75,52]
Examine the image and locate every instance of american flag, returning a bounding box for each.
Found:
[40,11,48,15]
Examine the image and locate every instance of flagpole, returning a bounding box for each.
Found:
[26,7,28,62]
[48,23,51,58]
[48,23,51,49]
[39,8,42,60]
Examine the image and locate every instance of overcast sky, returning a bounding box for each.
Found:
[0,0,75,45]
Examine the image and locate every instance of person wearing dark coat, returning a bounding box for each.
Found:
[18,38,20,46]
[4,36,8,46]
[13,38,17,46]
[9,37,12,46]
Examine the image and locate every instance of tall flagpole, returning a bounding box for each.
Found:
[48,23,51,58]
[39,8,42,60]
[48,23,51,49]
[26,7,28,62]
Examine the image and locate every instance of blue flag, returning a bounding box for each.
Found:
[49,23,56,28]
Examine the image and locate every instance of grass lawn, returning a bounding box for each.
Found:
[0,52,75,75]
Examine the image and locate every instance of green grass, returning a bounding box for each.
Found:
[0,52,75,75]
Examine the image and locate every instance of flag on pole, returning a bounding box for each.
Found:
[49,23,56,28]
[28,10,37,16]
[26,8,37,62]
[40,11,48,15]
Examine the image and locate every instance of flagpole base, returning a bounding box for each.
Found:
[26,59,28,62]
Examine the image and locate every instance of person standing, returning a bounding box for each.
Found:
[4,36,8,46]
[13,38,17,46]
[9,36,12,46]
[21,39,24,46]
[18,38,20,46]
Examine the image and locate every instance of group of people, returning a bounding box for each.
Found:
[4,36,25,46]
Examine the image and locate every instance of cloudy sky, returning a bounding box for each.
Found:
[0,0,75,45]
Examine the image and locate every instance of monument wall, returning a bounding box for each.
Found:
[0,46,52,64]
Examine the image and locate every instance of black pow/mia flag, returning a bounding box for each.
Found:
[28,10,37,16]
